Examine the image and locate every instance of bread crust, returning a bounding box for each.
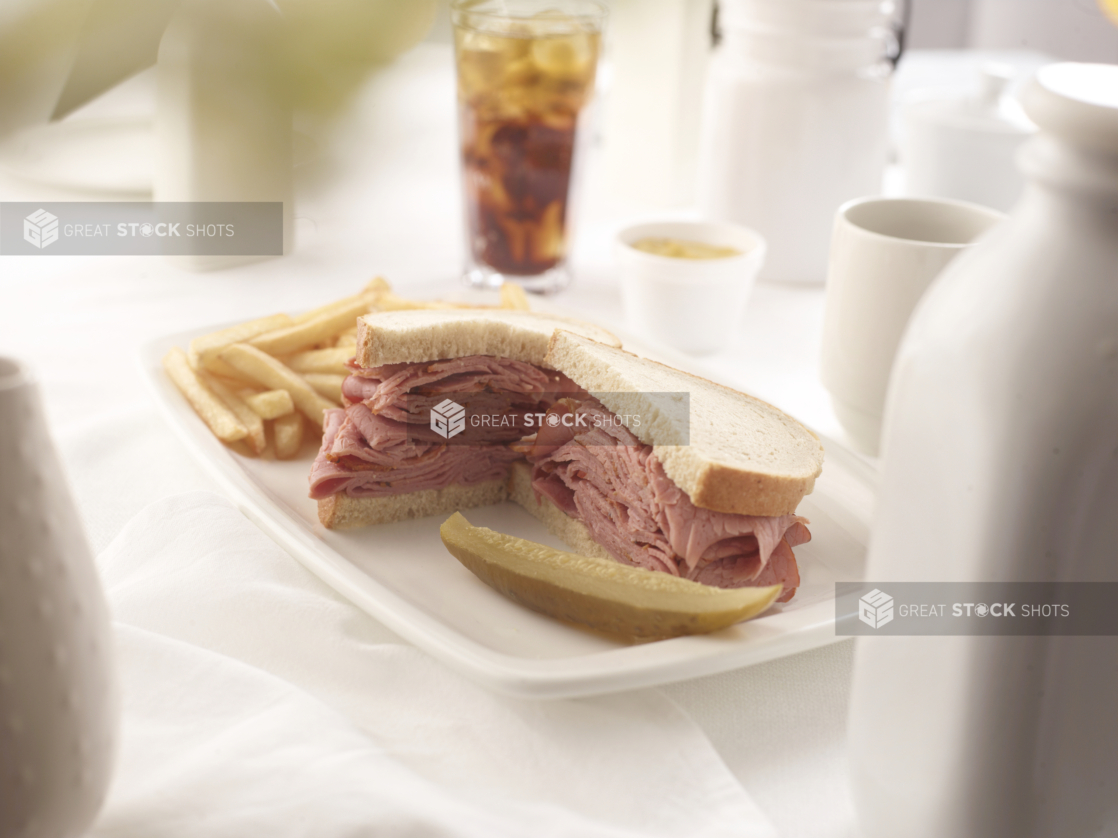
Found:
[507,462,611,560]
[685,462,816,519]
[318,479,509,529]
[355,310,620,368]
[543,330,824,517]
[327,316,822,527]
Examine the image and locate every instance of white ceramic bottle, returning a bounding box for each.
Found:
[848,64,1118,837]
[696,0,895,284]
[0,358,118,838]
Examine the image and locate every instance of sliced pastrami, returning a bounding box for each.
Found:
[309,407,522,500]
[310,356,577,501]
[522,397,808,601]
[311,355,809,601]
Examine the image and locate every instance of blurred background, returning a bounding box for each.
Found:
[0,0,1114,284]
[1,9,1114,836]
[903,0,1117,56]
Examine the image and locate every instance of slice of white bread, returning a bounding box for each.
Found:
[321,315,821,527]
[355,309,620,368]
[318,478,509,529]
[508,461,611,560]
[543,330,824,517]
[321,311,617,528]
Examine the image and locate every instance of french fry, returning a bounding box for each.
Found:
[273,411,304,460]
[169,275,541,452]
[283,347,353,376]
[218,343,336,428]
[291,293,364,326]
[244,389,295,420]
[365,276,391,298]
[302,373,344,403]
[374,292,474,312]
[202,355,258,383]
[362,275,477,312]
[250,297,372,357]
[199,371,266,455]
[162,347,248,442]
[188,313,293,369]
[208,373,253,392]
[499,283,531,311]
[289,279,389,326]
[332,325,358,347]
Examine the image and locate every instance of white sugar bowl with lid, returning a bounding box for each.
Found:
[616,221,767,355]
[902,63,1038,212]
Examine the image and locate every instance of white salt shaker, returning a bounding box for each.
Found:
[848,64,1118,837]
[0,358,118,838]
[696,0,895,284]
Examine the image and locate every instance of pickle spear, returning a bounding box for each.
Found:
[440,512,783,639]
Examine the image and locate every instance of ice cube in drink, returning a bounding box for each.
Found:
[453,3,603,291]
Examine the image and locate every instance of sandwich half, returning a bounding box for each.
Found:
[309,310,620,528]
[310,310,824,602]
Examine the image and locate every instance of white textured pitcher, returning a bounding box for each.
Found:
[0,357,117,838]
[848,64,1118,838]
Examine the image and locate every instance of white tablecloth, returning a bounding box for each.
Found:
[7,42,1034,838]
[92,491,779,838]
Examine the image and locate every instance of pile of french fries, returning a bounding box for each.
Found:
[163,278,531,459]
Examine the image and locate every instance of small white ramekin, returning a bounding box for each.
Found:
[616,220,767,355]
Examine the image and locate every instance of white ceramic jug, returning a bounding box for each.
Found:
[0,358,118,838]
[848,64,1118,838]
[697,0,895,284]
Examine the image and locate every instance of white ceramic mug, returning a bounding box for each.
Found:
[616,220,766,355]
[819,197,1005,455]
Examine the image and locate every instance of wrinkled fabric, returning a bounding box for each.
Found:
[91,492,779,838]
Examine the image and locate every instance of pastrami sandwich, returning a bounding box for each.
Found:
[309,310,824,603]
[309,310,620,527]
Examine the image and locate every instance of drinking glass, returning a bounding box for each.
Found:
[451,0,606,293]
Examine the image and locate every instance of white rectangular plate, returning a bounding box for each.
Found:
[138,322,874,699]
